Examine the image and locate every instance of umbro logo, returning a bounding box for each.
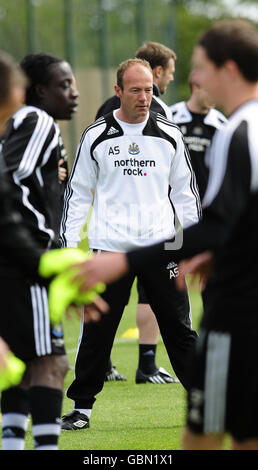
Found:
[107,126,119,135]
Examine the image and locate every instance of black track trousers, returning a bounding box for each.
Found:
[67,262,198,408]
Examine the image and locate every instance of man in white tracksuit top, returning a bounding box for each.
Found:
[60,58,201,430]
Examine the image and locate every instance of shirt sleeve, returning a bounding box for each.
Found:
[0,154,44,281]
[169,131,202,229]
[3,111,56,175]
[60,132,98,247]
[3,111,59,247]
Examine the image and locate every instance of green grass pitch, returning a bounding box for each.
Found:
[0,281,206,451]
[0,281,231,450]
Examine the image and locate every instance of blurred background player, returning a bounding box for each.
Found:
[95,41,177,384]
[0,50,39,380]
[170,70,227,200]
[96,41,174,121]
[57,75,79,222]
[0,53,78,450]
[21,54,79,224]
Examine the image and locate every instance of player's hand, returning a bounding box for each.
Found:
[0,337,10,370]
[83,295,109,323]
[58,158,67,183]
[66,295,109,323]
[176,251,213,291]
[39,248,106,325]
[72,252,129,291]
[0,347,26,391]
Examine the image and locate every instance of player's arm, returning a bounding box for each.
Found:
[3,111,56,176]
[3,111,59,245]
[0,164,44,281]
[0,209,44,279]
[1,112,62,281]
[169,131,202,229]
[60,132,98,248]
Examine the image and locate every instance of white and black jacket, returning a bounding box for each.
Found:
[151,83,173,121]
[60,110,201,252]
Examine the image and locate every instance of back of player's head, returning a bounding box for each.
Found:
[135,41,176,70]
[20,53,63,105]
[116,58,152,90]
[0,50,26,106]
[198,19,258,82]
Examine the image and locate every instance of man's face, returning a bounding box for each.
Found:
[192,46,224,109]
[115,64,153,123]
[157,58,175,94]
[39,61,79,120]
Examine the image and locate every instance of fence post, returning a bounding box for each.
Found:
[64,0,77,157]
[26,0,37,53]
[136,0,147,46]
[98,0,110,103]
[168,0,178,105]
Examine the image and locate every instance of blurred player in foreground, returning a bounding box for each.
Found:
[0,51,39,377]
[70,19,258,450]
[0,53,107,451]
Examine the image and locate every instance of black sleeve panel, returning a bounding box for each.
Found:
[95,96,120,120]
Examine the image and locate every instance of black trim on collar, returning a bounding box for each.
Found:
[90,112,124,160]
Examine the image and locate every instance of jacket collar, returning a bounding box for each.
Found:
[153,83,160,97]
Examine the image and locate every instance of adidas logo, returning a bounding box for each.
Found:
[107,126,119,135]
[166,261,177,270]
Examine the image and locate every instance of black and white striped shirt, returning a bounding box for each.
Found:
[170,101,227,200]
[60,110,201,252]
[128,99,258,329]
[0,147,44,280]
[2,106,60,253]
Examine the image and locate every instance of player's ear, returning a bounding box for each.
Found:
[35,83,47,99]
[114,84,122,98]
[224,59,239,79]
[153,65,162,79]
